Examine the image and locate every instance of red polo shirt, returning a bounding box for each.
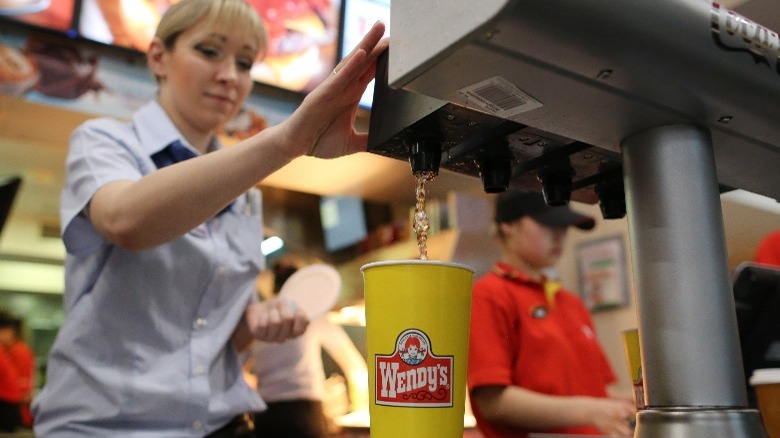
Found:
[467,262,616,438]
[0,347,22,402]
[9,341,35,426]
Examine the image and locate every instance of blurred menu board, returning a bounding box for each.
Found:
[76,0,342,93]
[340,0,389,108]
[0,0,76,33]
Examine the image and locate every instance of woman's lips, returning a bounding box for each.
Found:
[206,93,235,109]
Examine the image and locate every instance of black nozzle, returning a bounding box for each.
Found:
[595,173,627,219]
[538,166,574,206]
[478,154,512,193]
[408,140,441,176]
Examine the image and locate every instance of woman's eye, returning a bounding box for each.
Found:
[237,59,253,71]
[195,45,220,58]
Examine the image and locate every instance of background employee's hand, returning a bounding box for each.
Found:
[590,397,636,437]
[245,298,309,342]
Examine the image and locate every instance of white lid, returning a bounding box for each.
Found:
[749,368,780,386]
[279,264,341,319]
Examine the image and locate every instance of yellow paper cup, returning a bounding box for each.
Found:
[362,260,474,438]
[622,328,645,410]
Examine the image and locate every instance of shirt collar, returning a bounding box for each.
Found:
[493,261,561,306]
[134,100,222,156]
[493,261,556,286]
[493,261,538,283]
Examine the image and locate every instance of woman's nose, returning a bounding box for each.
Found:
[216,58,239,83]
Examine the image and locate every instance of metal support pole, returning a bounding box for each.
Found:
[621,125,765,437]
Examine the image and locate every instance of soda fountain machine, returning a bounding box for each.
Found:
[367,0,780,436]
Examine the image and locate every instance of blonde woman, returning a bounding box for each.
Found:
[32,0,387,436]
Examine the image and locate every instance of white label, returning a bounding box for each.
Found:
[458,76,542,118]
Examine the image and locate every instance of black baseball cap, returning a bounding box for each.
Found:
[0,310,15,328]
[494,190,595,230]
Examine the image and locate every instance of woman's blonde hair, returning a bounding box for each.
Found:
[154,0,267,56]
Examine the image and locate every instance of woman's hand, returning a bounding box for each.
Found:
[588,397,636,437]
[282,21,389,159]
[244,298,309,342]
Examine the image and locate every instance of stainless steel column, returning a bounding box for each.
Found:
[621,124,765,437]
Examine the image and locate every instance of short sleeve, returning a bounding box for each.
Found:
[468,276,517,391]
[60,119,145,255]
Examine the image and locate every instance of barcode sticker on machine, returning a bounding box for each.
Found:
[458,76,542,119]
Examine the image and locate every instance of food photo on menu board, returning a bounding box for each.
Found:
[0,31,270,140]
[0,20,104,99]
[0,0,75,32]
[76,0,342,93]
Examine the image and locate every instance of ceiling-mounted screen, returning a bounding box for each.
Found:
[75,0,342,93]
[320,195,367,252]
[0,0,77,34]
[339,0,389,108]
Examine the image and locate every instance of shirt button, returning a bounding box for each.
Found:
[212,218,221,227]
[194,364,205,375]
[193,420,203,430]
[195,318,208,328]
[216,266,226,275]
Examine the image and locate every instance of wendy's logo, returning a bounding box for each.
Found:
[374,329,453,407]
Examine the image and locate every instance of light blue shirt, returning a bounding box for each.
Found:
[33,101,267,437]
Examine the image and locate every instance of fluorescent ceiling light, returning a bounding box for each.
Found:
[261,236,284,256]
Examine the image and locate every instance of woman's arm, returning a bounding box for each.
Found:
[87,23,389,251]
[472,384,635,436]
[319,319,369,409]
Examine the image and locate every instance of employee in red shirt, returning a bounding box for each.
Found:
[0,311,23,432]
[467,190,635,438]
[8,318,35,428]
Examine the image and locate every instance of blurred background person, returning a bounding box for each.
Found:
[0,310,23,432]
[248,256,368,438]
[467,190,635,438]
[8,316,34,429]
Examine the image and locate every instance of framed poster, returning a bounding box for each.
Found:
[576,235,630,311]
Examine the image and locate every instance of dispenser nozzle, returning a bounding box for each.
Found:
[595,171,627,219]
[408,140,441,176]
[538,165,575,206]
[478,154,512,193]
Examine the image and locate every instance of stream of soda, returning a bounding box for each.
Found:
[413,171,436,260]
